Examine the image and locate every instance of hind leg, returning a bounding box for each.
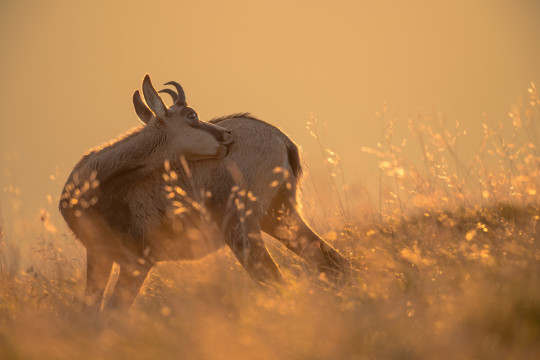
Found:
[226,215,283,285]
[261,195,351,280]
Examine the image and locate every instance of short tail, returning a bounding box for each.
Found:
[286,141,302,181]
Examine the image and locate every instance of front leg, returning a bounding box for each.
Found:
[226,218,283,285]
[108,259,150,310]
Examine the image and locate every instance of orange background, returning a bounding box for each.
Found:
[1,0,539,222]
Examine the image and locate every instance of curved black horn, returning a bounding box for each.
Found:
[164,81,186,105]
[158,89,178,103]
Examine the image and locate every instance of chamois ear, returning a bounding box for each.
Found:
[133,90,153,124]
[142,74,168,118]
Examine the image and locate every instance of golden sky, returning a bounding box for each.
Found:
[1,0,539,221]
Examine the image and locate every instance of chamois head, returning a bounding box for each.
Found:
[133,74,233,160]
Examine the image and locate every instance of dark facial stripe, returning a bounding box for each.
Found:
[199,122,226,142]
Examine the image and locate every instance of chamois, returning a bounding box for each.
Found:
[60,75,351,310]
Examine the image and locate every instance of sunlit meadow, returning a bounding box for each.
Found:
[1,84,540,359]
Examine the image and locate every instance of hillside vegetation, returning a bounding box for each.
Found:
[1,84,539,359]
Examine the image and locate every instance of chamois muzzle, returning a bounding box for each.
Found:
[221,130,233,145]
[158,79,234,157]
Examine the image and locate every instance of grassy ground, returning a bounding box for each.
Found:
[1,84,539,359]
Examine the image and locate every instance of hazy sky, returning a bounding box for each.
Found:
[1,0,539,222]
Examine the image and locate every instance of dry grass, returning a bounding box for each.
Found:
[1,83,540,359]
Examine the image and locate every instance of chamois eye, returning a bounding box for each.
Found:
[187,112,197,120]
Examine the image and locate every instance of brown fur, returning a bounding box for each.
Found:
[60,78,351,312]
